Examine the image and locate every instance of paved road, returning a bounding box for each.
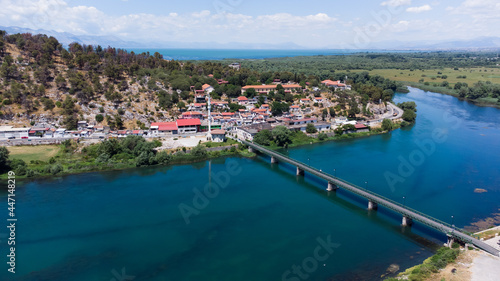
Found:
[367,102,403,124]
[243,140,500,257]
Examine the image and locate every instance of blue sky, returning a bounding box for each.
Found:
[0,0,499,48]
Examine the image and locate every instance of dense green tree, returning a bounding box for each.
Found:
[271,101,290,116]
[272,126,291,147]
[381,119,394,131]
[0,146,9,173]
[245,88,257,98]
[402,109,417,123]
[306,123,318,134]
[318,132,327,141]
[253,129,273,146]
[95,114,104,123]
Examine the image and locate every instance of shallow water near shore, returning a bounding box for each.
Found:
[1,87,499,280]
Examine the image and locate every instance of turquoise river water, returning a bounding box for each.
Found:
[1,87,499,280]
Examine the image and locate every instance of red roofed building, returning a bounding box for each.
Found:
[150,122,178,135]
[237,96,249,104]
[176,118,201,134]
[181,111,203,120]
[202,84,214,93]
[321,79,351,90]
[241,84,302,95]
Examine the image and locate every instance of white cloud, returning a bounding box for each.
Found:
[448,0,500,18]
[0,0,340,47]
[392,20,410,32]
[406,5,432,13]
[381,0,412,7]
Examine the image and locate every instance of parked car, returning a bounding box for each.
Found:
[7,136,15,139]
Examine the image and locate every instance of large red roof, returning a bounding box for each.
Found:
[177,119,201,127]
[355,124,368,129]
[151,122,178,131]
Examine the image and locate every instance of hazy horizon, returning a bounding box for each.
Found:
[1,0,499,50]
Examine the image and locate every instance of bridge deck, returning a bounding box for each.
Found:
[243,140,500,257]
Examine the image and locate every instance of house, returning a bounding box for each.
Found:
[77,121,88,130]
[132,130,144,136]
[195,94,206,103]
[189,103,207,111]
[210,129,226,142]
[286,118,331,132]
[202,84,214,94]
[0,126,29,139]
[45,128,56,138]
[29,127,50,137]
[229,63,241,70]
[55,128,67,138]
[237,123,273,141]
[237,96,249,105]
[290,105,301,112]
[300,98,311,104]
[117,130,129,137]
[241,84,302,95]
[314,97,324,103]
[213,101,229,110]
[176,118,201,134]
[334,116,348,125]
[181,111,203,120]
[354,123,370,133]
[286,118,317,126]
[150,122,178,135]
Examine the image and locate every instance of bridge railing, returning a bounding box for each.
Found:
[244,141,478,238]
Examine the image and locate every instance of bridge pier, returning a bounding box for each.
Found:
[446,235,455,248]
[271,156,278,164]
[368,200,378,210]
[296,167,304,176]
[327,182,338,192]
[248,147,255,153]
[402,216,413,226]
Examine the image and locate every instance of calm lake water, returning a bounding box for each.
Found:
[123,48,413,61]
[1,88,499,280]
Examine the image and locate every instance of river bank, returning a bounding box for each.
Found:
[1,122,404,182]
[404,82,500,109]
[386,226,500,281]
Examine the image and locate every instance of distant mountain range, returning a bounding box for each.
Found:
[1,25,500,51]
[368,37,500,51]
[0,26,304,50]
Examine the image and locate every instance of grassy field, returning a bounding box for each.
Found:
[8,145,61,163]
[352,67,500,87]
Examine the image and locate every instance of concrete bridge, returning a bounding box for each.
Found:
[243,140,500,257]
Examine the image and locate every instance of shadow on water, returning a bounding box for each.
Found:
[253,153,443,252]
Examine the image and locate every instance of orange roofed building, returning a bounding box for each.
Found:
[241,84,302,95]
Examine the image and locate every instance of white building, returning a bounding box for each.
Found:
[0,126,29,139]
